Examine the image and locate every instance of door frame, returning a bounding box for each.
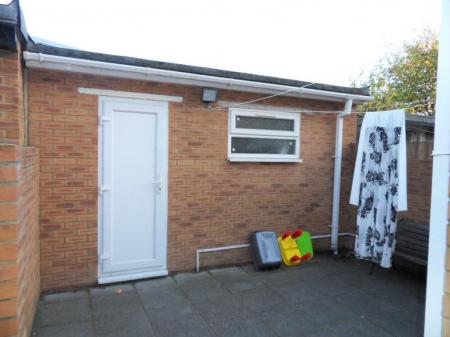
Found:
[97,95,169,284]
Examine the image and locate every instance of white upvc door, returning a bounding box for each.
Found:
[98,96,168,284]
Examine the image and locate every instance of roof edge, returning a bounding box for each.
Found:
[23,50,372,103]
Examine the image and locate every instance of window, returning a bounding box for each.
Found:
[228,108,301,162]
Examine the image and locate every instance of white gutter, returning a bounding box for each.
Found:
[424,0,450,335]
[23,51,371,103]
[330,98,353,253]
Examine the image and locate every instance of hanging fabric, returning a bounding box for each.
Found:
[350,109,407,268]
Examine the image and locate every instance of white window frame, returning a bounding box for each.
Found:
[228,108,302,162]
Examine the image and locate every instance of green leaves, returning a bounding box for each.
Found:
[358,31,437,115]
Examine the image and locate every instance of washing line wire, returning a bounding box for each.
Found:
[209,82,318,110]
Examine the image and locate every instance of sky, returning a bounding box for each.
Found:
[16,0,441,87]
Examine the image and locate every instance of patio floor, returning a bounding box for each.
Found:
[32,253,425,337]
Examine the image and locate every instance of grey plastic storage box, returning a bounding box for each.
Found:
[250,231,282,270]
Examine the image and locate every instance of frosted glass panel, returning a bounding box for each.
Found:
[236,116,294,131]
[231,137,296,154]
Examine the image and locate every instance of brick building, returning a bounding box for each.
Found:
[0,1,386,336]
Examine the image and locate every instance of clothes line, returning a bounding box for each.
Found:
[189,100,435,115]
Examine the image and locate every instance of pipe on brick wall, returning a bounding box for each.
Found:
[195,233,356,272]
[330,99,353,253]
[23,67,29,146]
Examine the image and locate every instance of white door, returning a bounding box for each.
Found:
[98,96,168,284]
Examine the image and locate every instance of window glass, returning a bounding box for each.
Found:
[236,115,295,131]
[231,137,296,155]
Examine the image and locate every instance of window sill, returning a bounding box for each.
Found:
[228,157,303,163]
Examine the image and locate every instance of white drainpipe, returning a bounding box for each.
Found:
[424,0,450,334]
[330,98,353,253]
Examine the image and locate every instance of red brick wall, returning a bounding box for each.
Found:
[28,69,357,290]
[16,147,40,337]
[0,46,40,337]
[0,50,24,145]
[0,145,39,337]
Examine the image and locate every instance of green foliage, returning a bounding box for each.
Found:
[357,31,438,115]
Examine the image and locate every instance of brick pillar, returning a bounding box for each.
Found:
[0,46,40,336]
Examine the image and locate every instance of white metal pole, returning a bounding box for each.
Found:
[424,0,450,335]
[330,98,353,253]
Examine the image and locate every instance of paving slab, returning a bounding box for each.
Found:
[329,317,394,337]
[178,276,229,300]
[210,318,277,337]
[89,283,135,297]
[271,281,325,304]
[366,309,424,337]
[31,254,426,337]
[146,305,214,337]
[309,274,356,296]
[91,290,142,318]
[41,290,88,303]
[210,267,259,293]
[300,296,359,327]
[134,276,176,291]
[93,310,156,337]
[173,271,213,285]
[192,293,244,323]
[137,286,189,309]
[259,306,321,337]
[35,321,95,337]
[35,299,91,327]
[239,287,288,316]
[334,290,400,317]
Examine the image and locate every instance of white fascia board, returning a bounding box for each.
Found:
[78,87,183,102]
[23,51,372,103]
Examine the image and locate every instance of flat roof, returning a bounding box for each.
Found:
[25,41,370,97]
[1,0,370,98]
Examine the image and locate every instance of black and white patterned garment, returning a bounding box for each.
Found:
[350,110,407,268]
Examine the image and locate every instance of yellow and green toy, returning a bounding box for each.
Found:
[278,229,313,266]
[295,230,314,260]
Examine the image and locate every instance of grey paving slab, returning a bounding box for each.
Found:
[41,290,88,303]
[271,281,325,304]
[309,274,356,296]
[31,254,426,337]
[286,264,328,281]
[89,283,135,297]
[35,299,91,327]
[249,268,303,287]
[210,318,277,337]
[329,318,394,337]
[238,287,286,315]
[93,310,156,337]
[192,293,244,323]
[173,271,213,285]
[146,305,214,337]
[259,306,322,337]
[36,322,95,337]
[91,290,143,318]
[300,296,359,327]
[366,309,424,337]
[137,286,189,309]
[209,267,259,292]
[179,279,229,300]
[334,290,400,317]
[134,276,176,290]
